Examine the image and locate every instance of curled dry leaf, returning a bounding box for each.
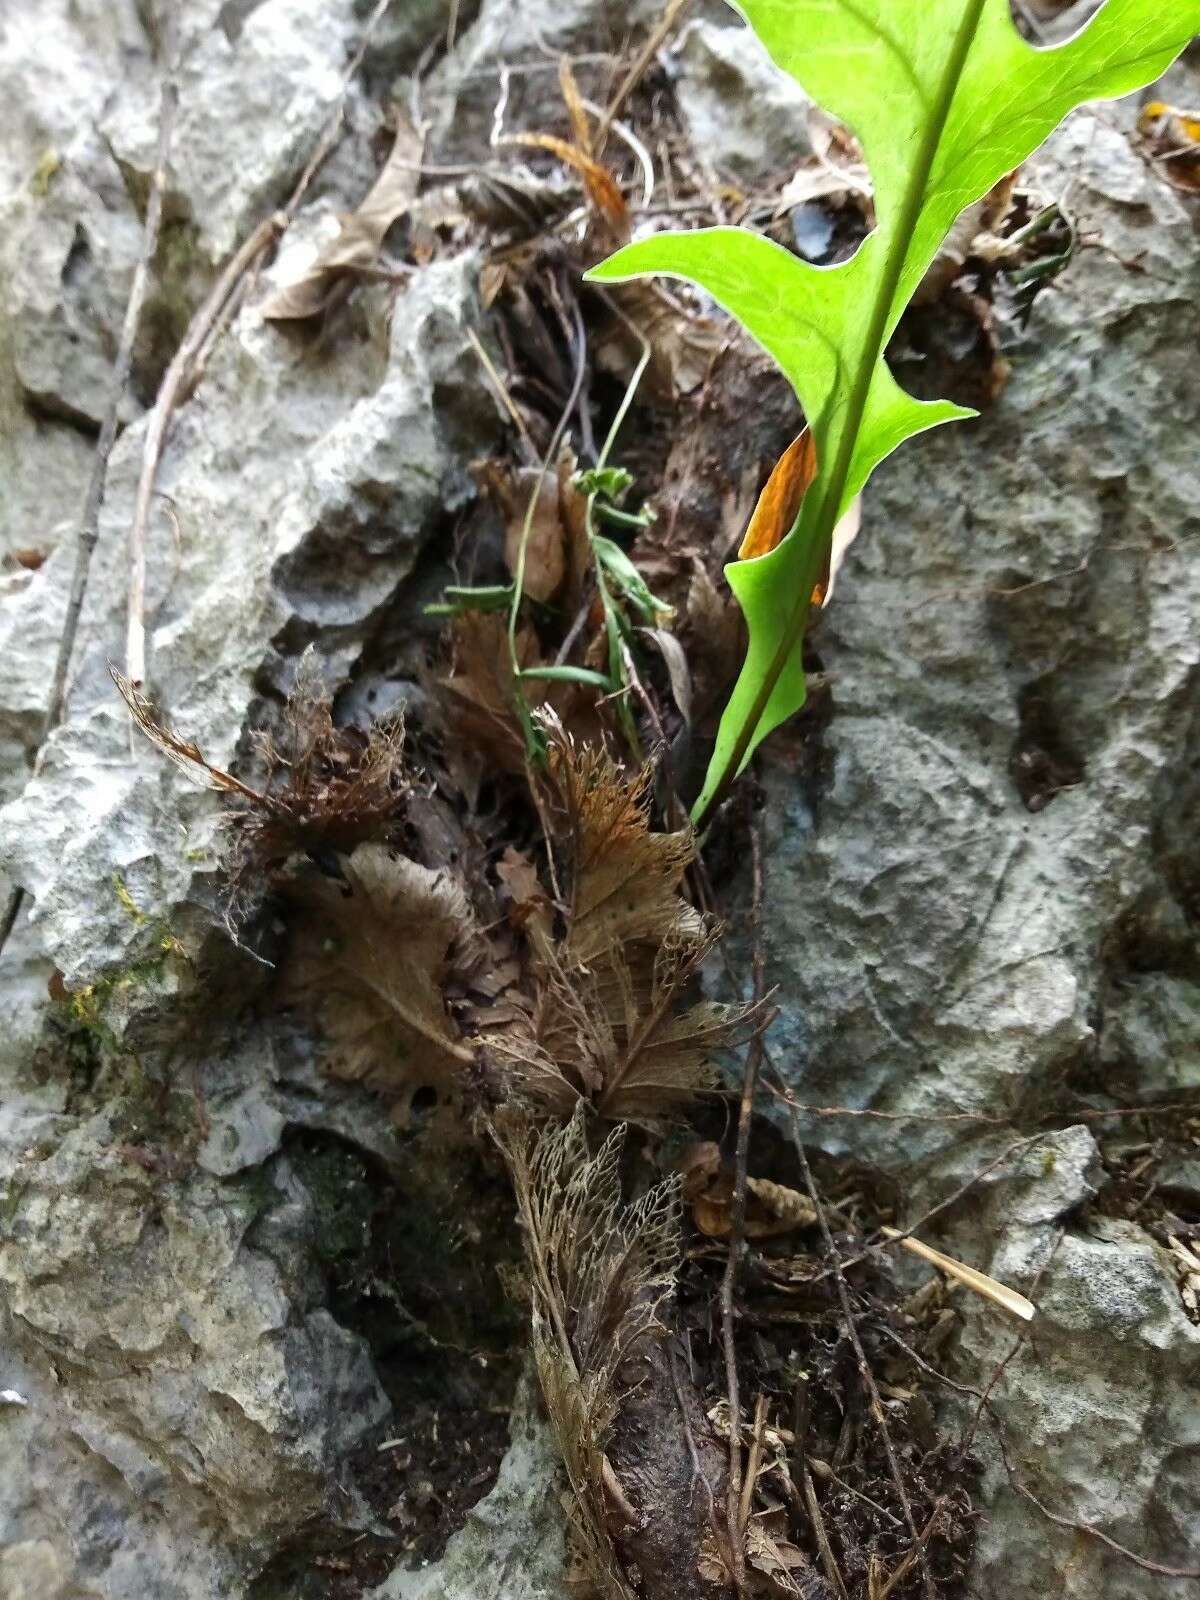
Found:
[286,843,475,1123]
[496,846,554,952]
[262,112,423,321]
[639,626,694,727]
[478,447,589,605]
[1139,100,1200,191]
[500,132,628,230]
[913,169,1018,305]
[738,429,818,561]
[681,1143,817,1240]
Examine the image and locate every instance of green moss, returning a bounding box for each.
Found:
[29,148,61,197]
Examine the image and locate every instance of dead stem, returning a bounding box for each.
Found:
[788,1110,938,1600]
[737,1393,767,1538]
[595,0,693,154]
[720,818,765,1600]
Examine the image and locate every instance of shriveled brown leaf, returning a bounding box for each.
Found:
[480,459,568,603]
[262,112,423,320]
[496,845,554,953]
[913,169,1018,304]
[639,626,693,727]
[548,728,703,967]
[286,844,474,1121]
[745,1521,808,1596]
[502,132,627,229]
[556,448,592,613]
[687,1161,817,1241]
[113,658,410,915]
[738,429,818,561]
[1139,100,1200,191]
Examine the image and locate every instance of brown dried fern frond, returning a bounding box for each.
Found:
[111,655,409,890]
[545,719,704,965]
[498,1109,681,1598]
[285,843,477,1124]
[500,718,754,1125]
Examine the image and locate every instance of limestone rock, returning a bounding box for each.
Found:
[671,20,815,185]
[758,64,1200,1600]
[370,1374,568,1600]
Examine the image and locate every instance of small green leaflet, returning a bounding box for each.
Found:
[586,0,1199,824]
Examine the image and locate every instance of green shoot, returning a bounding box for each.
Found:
[587,0,1199,827]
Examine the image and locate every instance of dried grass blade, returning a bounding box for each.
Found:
[881,1226,1036,1321]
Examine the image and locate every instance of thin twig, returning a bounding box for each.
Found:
[125,0,396,686]
[1011,1481,1200,1580]
[595,0,692,153]
[876,1501,943,1600]
[794,1466,851,1600]
[466,326,536,457]
[788,1110,938,1600]
[0,0,180,961]
[720,819,766,1599]
[124,211,286,683]
[738,1393,768,1538]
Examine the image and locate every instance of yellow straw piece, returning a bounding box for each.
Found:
[881,1226,1036,1322]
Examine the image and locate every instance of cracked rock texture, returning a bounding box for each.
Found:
[1,1,1198,1597]
[759,57,1200,1600]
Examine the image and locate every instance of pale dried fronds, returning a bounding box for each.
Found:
[499,1109,681,1598]
[286,843,475,1122]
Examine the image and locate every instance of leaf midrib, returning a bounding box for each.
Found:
[694,0,990,827]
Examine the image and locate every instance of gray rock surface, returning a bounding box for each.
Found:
[760,59,1200,1600]
[670,20,815,185]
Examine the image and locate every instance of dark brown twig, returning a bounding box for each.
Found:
[595,0,692,153]
[788,1110,938,1600]
[719,818,765,1599]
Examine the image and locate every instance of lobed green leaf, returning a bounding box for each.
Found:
[586,0,1200,822]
